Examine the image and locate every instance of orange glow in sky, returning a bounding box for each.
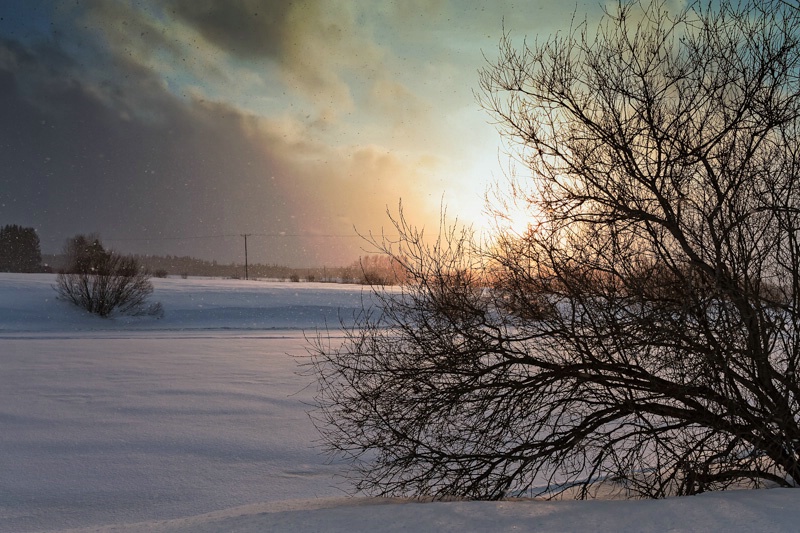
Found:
[1,0,605,266]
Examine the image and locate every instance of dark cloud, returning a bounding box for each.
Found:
[164,0,381,118]
[0,29,439,267]
[2,1,531,266]
[0,36,307,264]
[169,0,296,60]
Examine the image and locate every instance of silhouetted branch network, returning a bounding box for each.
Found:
[311,0,800,500]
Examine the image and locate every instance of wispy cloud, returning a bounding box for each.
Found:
[0,0,611,265]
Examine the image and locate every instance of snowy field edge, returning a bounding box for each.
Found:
[45,490,800,533]
[2,273,800,532]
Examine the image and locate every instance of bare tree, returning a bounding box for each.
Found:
[55,235,162,318]
[311,0,800,500]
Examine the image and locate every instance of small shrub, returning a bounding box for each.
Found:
[152,269,168,278]
[289,273,300,282]
[55,253,162,318]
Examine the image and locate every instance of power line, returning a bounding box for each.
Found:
[102,233,370,242]
[103,234,238,242]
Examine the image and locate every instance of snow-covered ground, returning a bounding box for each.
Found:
[1,273,799,532]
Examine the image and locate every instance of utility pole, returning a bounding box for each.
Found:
[241,234,251,280]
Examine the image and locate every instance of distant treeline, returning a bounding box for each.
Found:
[1,225,45,272]
[3,224,404,284]
[41,252,405,285]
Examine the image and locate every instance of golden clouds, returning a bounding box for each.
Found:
[1,0,615,264]
[169,0,385,120]
[249,110,444,237]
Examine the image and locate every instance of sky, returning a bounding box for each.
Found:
[0,0,611,267]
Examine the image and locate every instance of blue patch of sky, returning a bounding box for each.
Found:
[0,2,56,42]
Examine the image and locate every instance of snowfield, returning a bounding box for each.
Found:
[1,273,799,532]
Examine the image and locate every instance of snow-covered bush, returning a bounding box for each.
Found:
[55,253,162,318]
